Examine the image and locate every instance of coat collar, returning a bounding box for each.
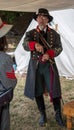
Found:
[36,25,51,33]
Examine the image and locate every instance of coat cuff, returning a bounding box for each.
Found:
[28,41,36,51]
[46,50,55,58]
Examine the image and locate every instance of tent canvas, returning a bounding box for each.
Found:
[14,9,74,79]
[0,0,74,12]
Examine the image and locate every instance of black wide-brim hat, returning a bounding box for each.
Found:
[33,8,53,23]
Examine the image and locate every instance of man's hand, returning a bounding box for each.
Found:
[42,53,49,61]
[35,43,44,54]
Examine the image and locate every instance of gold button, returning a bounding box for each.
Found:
[50,41,53,44]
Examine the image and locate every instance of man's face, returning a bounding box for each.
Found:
[36,14,49,29]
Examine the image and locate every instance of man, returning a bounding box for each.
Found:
[23,8,64,127]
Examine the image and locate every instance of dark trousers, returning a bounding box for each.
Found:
[0,104,10,130]
[35,62,50,97]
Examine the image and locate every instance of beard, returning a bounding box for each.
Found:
[38,25,45,31]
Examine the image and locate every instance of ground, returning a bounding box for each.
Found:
[10,74,74,130]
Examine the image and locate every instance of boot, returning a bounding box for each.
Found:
[39,110,47,126]
[53,98,65,127]
[35,95,47,126]
[55,109,64,127]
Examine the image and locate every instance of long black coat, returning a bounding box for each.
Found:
[23,27,63,100]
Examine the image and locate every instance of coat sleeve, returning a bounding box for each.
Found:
[46,30,63,58]
[23,30,37,51]
[54,32,63,57]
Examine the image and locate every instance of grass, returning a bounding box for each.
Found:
[10,74,74,130]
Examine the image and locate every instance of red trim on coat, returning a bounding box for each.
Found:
[28,41,36,51]
[48,26,51,32]
[46,50,55,58]
[50,65,54,102]
[36,25,51,32]
[6,69,16,79]
[36,26,41,32]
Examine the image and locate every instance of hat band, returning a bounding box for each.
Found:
[0,22,6,29]
[38,13,49,16]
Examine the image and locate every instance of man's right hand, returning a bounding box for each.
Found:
[35,43,44,54]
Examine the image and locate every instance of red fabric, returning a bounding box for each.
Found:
[0,22,7,29]
[6,69,16,79]
[28,41,36,51]
[50,65,54,102]
[46,50,55,58]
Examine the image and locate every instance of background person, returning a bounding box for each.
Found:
[0,17,17,130]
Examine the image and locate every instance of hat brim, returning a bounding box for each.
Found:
[33,13,53,23]
[0,24,13,38]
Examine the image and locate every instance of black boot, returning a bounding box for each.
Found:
[35,95,47,126]
[53,98,65,127]
[39,110,47,126]
[55,109,65,127]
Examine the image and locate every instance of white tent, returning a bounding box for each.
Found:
[14,9,74,79]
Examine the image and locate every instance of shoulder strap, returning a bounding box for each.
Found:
[36,28,51,49]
